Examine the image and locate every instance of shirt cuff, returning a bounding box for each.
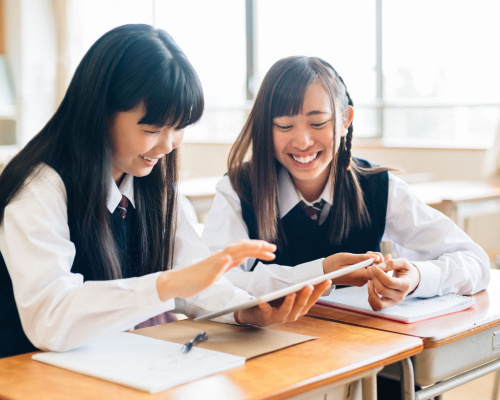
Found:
[406,260,441,298]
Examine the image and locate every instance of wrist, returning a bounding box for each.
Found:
[156,270,176,302]
[234,310,243,324]
[407,263,421,296]
[322,257,330,274]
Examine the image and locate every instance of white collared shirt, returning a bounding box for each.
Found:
[202,168,490,298]
[0,164,250,352]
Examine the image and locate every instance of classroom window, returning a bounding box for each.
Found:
[381,0,500,147]
[68,0,500,147]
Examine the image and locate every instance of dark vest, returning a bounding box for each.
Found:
[0,172,137,358]
[240,158,389,267]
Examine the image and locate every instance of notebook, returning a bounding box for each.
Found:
[32,331,245,393]
[317,285,476,323]
[195,258,374,321]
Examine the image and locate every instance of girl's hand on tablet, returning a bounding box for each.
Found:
[233,280,331,326]
[322,252,380,286]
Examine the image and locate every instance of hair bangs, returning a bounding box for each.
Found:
[271,60,318,119]
[139,60,204,130]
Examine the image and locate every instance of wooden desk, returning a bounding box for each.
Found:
[409,180,500,231]
[0,317,422,400]
[309,269,500,400]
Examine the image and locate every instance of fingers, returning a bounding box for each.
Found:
[369,266,401,293]
[367,280,400,310]
[333,252,379,266]
[269,281,331,322]
[307,280,332,307]
[380,259,411,274]
[277,292,305,322]
[254,293,298,324]
[262,289,309,323]
[324,252,381,280]
[365,251,385,264]
[249,282,329,326]
[367,280,382,310]
[223,240,277,263]
[367,265,409,304]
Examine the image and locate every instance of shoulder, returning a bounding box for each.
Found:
[225,162,254,204]
[353,157,389,185]
[387,172,419,200]
[353,157,387,173]
[216,174,235,193]
[353,157,377,168]
[14,163,67,203]
[3,163,69,232]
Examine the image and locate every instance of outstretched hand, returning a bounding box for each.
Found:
[322,252,386,286]
[156,240,276,301]
[366,258,420,310]
[233,280,332,327]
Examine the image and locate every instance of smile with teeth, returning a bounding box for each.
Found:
[291,152,319,164]
[140,154,156,162]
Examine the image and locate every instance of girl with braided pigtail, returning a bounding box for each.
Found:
[202,55,489,317]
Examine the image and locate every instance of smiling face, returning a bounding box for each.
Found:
[109,103,184,183]
[272,81,337,201]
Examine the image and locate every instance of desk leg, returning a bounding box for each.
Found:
[400,358,416,400]
[362,374,377,400]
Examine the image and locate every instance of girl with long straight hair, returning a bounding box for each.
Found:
[0,27,329,359]
[202,56,489,309]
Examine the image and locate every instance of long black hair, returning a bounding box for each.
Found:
[0,24,204,279]
[228,56,387,245]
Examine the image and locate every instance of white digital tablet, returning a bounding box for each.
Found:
[194,258,374,321]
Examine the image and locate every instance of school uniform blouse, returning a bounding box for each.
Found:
[0,164,251,353]
[202,168,490,298]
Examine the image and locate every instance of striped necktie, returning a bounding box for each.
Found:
[299,199,326,223]
[117,195,128,219]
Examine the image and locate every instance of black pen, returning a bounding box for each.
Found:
[181,331,208,353]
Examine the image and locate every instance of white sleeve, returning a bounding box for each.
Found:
[202,176,325,296]
[0,165,174,352]
[383,173,490,297]
[172,195,212,266]
[172,196,254,324]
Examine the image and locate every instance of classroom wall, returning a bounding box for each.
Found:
[179,142,500,261]
[179,141,489,182]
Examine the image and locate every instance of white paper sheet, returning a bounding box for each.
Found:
[32,331,245,393]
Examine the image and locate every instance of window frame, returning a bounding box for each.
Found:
[161,0,500,148]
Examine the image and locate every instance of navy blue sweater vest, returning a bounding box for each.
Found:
[0,173,136,358]
[239,158,389,267]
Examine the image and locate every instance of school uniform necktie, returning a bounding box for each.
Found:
[299,199,326,223]
[117,195,128,219]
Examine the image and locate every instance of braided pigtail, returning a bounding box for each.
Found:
[328,69,371,243]
[344,126,353,171]
[338,74,354,172]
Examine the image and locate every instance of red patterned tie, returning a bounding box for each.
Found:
[117,195,128,219]
[299,199,326,223]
